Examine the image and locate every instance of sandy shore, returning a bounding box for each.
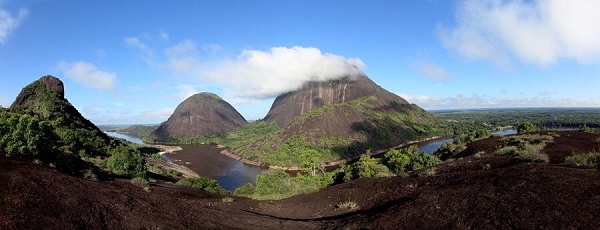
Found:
[149,144,183,155]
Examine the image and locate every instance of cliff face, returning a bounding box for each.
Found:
[151,93,247,139]
[263,75,409,127]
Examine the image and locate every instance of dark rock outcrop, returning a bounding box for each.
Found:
[264,75,408,127]
[151,93,247,139]
[11,75,65,108]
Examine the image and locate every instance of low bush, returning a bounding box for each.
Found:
[233,183,256,196]
[177,177,228,195]
[565,153,600,167]
[516,143,549,163]
[495,146,518,155]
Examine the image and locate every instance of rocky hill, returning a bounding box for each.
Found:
[7,76,111,156]
[264,75,410,127]
[150,93,247,140]
[230,74,438,166]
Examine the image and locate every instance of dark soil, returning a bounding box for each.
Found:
[2,131,600,229]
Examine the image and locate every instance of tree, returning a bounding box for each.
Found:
[517,121,536,133]
[106,146,145,177]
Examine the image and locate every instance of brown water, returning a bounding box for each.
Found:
[163,145,264,191]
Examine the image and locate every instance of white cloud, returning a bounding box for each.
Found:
[202,46,365,100]
[412,61,452,81]
[539,87,556,96]
[171,84,197,101]
[0,7,27,43]
[0,95,8,107]
[399,93,600,109]
[57,61,116,91]
[439,0,600,66]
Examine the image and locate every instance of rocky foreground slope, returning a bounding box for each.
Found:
[2,131,599,229]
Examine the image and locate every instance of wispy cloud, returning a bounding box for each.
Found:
[171,84,197,101]
[439,0,600,66]
[399,93,600,109]
[0,95,8,107]
[411,60,452,81]
[57,61,116,91]
[165,39,201,73]
[0,6,27,44]
[124,37,157,65]
[158,30,169,41]
[82,103,173,125]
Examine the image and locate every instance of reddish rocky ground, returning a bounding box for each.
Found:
[1,131,599,229]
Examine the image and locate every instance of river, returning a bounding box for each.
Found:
[106,129,519,191]
[105,131,263,191]
[416,129,518,154]
[162,145,263,191]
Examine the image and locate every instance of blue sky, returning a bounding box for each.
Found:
[1,0,600,125]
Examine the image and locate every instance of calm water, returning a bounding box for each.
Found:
[106,132,263,191]
[164,145,264,191]
[105,131,145,145]
[108,129,520,189]
[417,129,518,154]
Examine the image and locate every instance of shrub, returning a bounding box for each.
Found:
[383,148,413,174]
[233,183,256,196]
[353,153,392,178]
[495,146,518,155]
[106,146,146,177]
[255,169,292,197]
[177,177,228,195]
[517,121,536,133]
[565,153,600,167]
[516,144,549,163]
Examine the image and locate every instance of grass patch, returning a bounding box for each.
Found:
[130,177,150,190]
[417,167,437,177]
[337,201,359,211]
[565,152,600,167]
[516,143,549,163]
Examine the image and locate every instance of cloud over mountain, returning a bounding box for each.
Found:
[202,46,365,101]
[439,0,600,66]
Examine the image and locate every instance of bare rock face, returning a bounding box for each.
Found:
[264,74,410,127]
[151,93,247,139]
[11,75,65,107]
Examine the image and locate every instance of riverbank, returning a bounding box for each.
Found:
[149,144,183,155]
[219,136,442,171]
